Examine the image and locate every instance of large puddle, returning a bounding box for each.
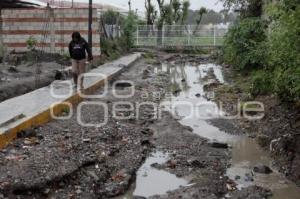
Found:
[155,62,300,199]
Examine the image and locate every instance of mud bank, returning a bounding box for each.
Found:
[0,52,273,199]
[212,66,300,186]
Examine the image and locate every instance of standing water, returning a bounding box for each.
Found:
[154,62,300,199]
[133,151,188,197]
[115,150,189,198]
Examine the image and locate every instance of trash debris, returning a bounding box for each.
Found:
[195,93,201,97]
[253,165,273,174]
[208,141,228,149]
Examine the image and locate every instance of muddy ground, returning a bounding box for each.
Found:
[211,66,300,186]
[0,52,272,198]
[0,51,71,102]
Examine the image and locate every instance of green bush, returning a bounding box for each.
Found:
[267,3,300,70]
[223,18,267,71]
[26,36,37,50]
[122,11,138,49]
[265,2,300,102]
[100,38,114,57]
[62,52,70,60]
[100,37,128,60]
[221,1,300,103]
[250,70,273,96]
[273,67,300,102]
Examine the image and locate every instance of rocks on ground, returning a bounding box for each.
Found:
[228,186,272,199]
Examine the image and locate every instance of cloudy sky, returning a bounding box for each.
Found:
[72,0,224,12]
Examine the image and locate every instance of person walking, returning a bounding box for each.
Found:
[69,32,93,90]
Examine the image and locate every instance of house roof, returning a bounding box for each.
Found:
[0,0,44,8]
[38,0,126,12]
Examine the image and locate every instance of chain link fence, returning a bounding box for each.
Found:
[135,25,228,47]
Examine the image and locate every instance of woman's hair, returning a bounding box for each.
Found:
[72,32,81,40]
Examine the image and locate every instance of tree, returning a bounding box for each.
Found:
[197,7,207,24]
[172,0,182,23]
[156,0,166,26]
[156,0,166,45]
[162,3,174,25]
[145,0,157,37]
[220,0,263,18]
[193,7,207,34]
[128,0,132,12]
[123,11,138,49]
[219,9,237,24]
[181,0,190,25]
[156,0,191,25]
[155,0,191,44]
[145,0,157,25]
[100,10,120,39]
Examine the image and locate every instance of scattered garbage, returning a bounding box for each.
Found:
[244,173,254,182]
[208,141,228,149]
[226,179,237,191]
[8,66,18,73]
[253,165,273,174]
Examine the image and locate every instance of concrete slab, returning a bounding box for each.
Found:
[0,53,141,148]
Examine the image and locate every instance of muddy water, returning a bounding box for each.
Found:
[115,151,189,198]
[155,62,300,199]
[133,151,188,197]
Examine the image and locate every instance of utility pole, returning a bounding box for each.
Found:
[128,0,131,12]
[0,9,3,51]
[88,0,93,52]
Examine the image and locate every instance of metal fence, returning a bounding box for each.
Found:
[135,25,228,47]
[103,24,121,39]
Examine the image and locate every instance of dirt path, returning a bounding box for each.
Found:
[0,52,274,199]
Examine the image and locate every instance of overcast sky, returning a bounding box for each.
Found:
[71,0,224,12]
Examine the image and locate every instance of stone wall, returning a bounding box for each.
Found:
[0,8,101,55]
